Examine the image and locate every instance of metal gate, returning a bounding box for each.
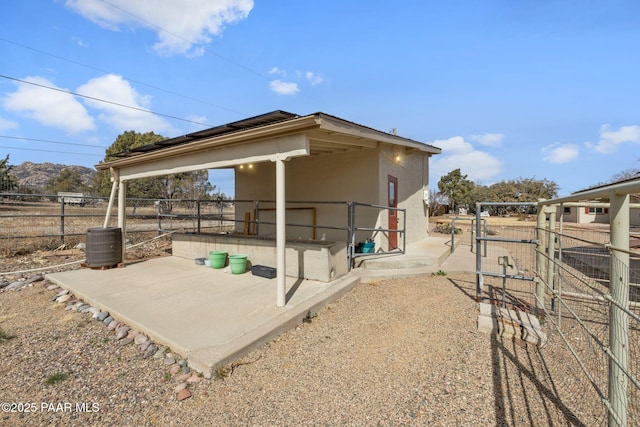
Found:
[474,202,539,311]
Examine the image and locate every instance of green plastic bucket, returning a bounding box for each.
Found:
[228,254,248,274]
[209,251,227,269]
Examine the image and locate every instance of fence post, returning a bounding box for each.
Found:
[156,200,161,235]
[475,203,483,301]
[535,203,547,312]
[197,200,201,234]
[547,208,556,312]
[59,198,65,246]
[608,191,629,427]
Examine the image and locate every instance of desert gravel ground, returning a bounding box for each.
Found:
[0,250,603,426]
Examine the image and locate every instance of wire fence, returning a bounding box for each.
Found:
[535,224,640,425]
[0,193,235,256]
[467,193,640,426]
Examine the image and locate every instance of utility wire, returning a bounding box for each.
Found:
[0,145,103,157]
[0,36,247,117]
[96,0,326,106]
[0,135,105,150]
[0,74,213,128]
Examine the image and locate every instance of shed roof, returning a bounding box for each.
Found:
[97,111,441,174]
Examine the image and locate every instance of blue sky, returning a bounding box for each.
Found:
[1,0,639,197]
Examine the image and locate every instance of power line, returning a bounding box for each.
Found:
[0,36,247,117]
[0,74,214,128]
[0,135,105,150]
[0,145,103,157]
[96,0,327,106]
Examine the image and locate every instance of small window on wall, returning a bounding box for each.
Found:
[585,207,609,214]
[563,207,571,213]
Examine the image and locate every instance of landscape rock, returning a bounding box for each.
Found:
[134,334,148,345]
[187,374,201,384]
[164,356,176,365]
[169,364,180,376]
[7,282,24,291]
[96,311,109,322]
[119,337,134,346]
[174,382,188,393]
[25,275,44,284]
[103,316,113,325]
[108,320,119,330]
[56,294,71,303]
[176,388,191,401]
[116,326,130,340]
[143,343,158,358]
[55,289,69,297]
[175,373,191,383]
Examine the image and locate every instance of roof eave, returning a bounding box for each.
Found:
[96,114,320,171]
[314,112,441,155]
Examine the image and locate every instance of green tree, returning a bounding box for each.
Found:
[438,168,474,213]
[94,131,212,210]
[94,131,167,197]
[0,154,18,192]
[45,168,88,193]
[470,177,559,215]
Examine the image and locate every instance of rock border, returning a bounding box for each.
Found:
[0,273,203,401]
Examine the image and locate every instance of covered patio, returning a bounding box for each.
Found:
[45,236,466,377]
[98,110,441,307]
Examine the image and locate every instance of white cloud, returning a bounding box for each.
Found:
[542,143,579,164]
[269,80,299,96]
[65,0,254,56]
[268,67,325,94]
[469,132,504,147]
[429,136,503,183]
[268,67,286,77]
[0,116,19,132]
[72,36,90,48]
[586,124,640,154]
[2,76,95,133]
[77,74,174,133]
[305,71,323,86]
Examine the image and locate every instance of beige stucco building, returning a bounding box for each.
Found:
[97,111,441,306]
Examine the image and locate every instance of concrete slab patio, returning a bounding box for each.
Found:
[46,257,359,377]
[45,236,478,378]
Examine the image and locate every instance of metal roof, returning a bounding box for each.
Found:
[112,110,298,158]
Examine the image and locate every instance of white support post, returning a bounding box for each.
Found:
[103,169,118,228]
[118,179,127,263]
[609,191,629,426]
[275,157,286,307]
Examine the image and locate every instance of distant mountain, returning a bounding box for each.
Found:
[12,161,96,191]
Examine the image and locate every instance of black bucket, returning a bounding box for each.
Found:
[86,227,123,268]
